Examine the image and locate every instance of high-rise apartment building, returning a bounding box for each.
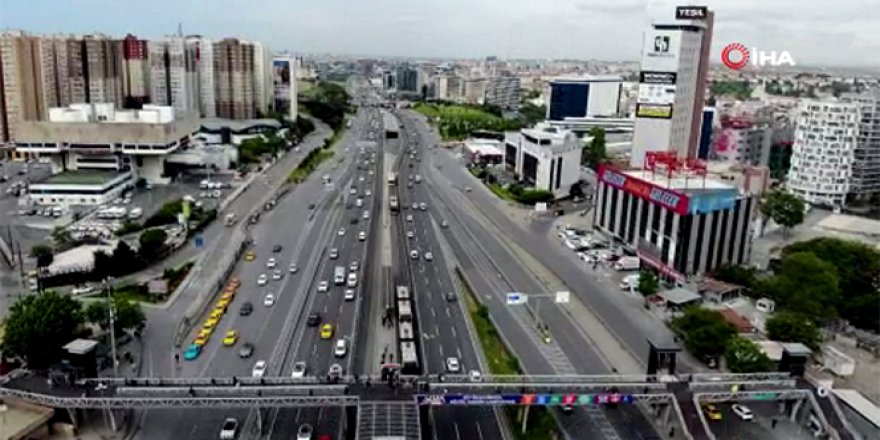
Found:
[484,76,521,111]
[252,41,272,117]
[82,34,124,107]
[213,38,256,119]
[630,6,714,167]
[186,36,215,118]
[1,31,48,146]
[395,65,419,94]
[148,37,199,113]
[845,91,880,202]
[121,34,149,108]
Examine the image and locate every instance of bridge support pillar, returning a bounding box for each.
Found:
[66,408,78,429]
[790,398,803,422]
[662,403,672,426]
[256,407,263,434]
[104,408,118,432]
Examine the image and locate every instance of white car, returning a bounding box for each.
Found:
[424,252,433,261]
[358,231,366,241]
[446,357,460,372]
[257,274,268,286]
[344,289,356,301]
[469,370,482,382]
[419,203,427,211]
[317,281,329,292]
[252,360,267,378]
[410,250,419,260]
[219,418,238,440]
[263,294,275,307]
[289,263,298,273]
[362,210,370,219]
[406,215,413,222]
[296,424,313,440]
[365,189,372,196]
[349,187,357,195]
[272,270,282,281]
[338,227,346,236]
[266,258,277,268]
[291,361,307,378]
[411,203,418,210]
[329,248,339,259]
[731,403,753,420]
[349,261,359,272]
[406,231,414,239]
[334,339,347,357]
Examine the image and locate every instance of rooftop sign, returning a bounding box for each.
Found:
[598,165,689,215]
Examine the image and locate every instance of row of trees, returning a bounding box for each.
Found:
[2,290,145,369]
[301,82,351,131]
[413,103,523,141]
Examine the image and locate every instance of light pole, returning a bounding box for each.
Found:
[103,277,118,377]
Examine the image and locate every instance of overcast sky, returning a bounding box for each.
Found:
[1,0,878,68]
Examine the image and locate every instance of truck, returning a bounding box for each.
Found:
[334,266,346,285]
[613,256,640,271]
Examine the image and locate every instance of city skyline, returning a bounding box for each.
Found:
[1,0,878,69]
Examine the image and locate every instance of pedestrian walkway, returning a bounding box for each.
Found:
[355,401,421,440]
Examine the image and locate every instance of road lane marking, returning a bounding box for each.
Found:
[476,420,485,440]
[451,326,456,338]
[430,307,436,318]
[454,422,462,440]
[445,307,451,318]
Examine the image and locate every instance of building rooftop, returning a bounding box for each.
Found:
[718,308,756,333]
[656,287,701,305]
[816,214,880,239]
[0,398,54,440]
[63,338,99,355]
[37,170,126,186]
[464,138,503,157]
[200,118,283,133]
[551,75,622,83]
[622,169,738,195]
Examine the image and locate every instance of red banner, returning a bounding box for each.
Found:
[598,164,689,215]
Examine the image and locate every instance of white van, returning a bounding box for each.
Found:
[347,272,358,288]
[613,256,640,271]
[128,207,143,219]
[620,273,641,291]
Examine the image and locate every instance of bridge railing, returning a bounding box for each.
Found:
[688,372,791,382]
[115,384,348,397]
[77,376,334,387]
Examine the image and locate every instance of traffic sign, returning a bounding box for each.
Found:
[194,235,204,248]
[555,291,570,304]
[506,292,528,305]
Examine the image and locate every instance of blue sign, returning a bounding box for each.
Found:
[688,189,738,214]
[194,235,204,248]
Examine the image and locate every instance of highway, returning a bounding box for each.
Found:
[395,110,663,439]
[389,115,505,440]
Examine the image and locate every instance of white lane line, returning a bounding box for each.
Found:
[476,420,485,440]
[431,307,436,319]
[454,422,462,440]
[317,407,324,425]
[445,307,451,318]
[295,408,302,423]
[451,326,456,339]
[457,347,463,360]
[323,304,328,313]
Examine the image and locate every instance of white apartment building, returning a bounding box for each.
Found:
[251,41,272,116]
[788,92,880,207]
[148,37,200,113]
[484,76,521,111]
[15,103,199,206]
[186,36,215,118]
[503,124,581,198]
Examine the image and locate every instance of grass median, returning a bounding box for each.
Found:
[287,127,345,184]
[455,268,559,440]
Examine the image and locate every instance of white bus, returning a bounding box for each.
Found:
[398,321,414,341]
[396,285,410,300]
[334,266,346,285]
[387,172,398,186]
[400,341,419,371]
[397,300,413,322]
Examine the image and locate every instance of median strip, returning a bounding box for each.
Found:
[455,268,559,440]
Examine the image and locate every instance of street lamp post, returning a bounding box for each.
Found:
[104,277,118,377]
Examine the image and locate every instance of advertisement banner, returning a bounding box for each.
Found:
[273,59,292,111]
[688,189,738,214]
[637,83,677,105]
[416,393,636,406]
[598,165,689,215]
[676,6,708,20]
[643,31,681,72]
[639,71,677,84]
[636,104,673,119]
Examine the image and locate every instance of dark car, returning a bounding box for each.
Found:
[307,202,316,210]
[238,343,255,358]
[272,245,283,253]
[445,291,457,302]
[306,313,321,327]
[239,302,253,316]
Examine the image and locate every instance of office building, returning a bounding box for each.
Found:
[14,103,199,205]
[503,124,581,198]
[213,38,257,119]
[484,76,521,111]
[594,153,757,280]
[630,7,714,167]
[121,34,150,108]
[272,55,298,121]
[697,107,715,159]
[463,77,487,104]
[711,115,771,165]
[395,65,419,94]
[547,76,622,120]
[788,92,880,207]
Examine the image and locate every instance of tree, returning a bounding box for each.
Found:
[139,228,168,262]
[766,312,821,350]
[781,237,880,331]
[759,190,805,239]
[637,271,660,297]
[581,127,607,170]
[569,182,585,200]
[672,307,736,360]
[711,264,757,290]
[111,241,141,276]
[30,244,54,268]
[760,252,840,323]
[86,294,146,335]
[725,336,774,373]
[2,291,85,368]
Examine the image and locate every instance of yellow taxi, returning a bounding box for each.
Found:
[194,332,209,346]
[216,297,231,310]
[244,251,255,261]
[222,330,239,346]
[203,317,219,330]
[197,328,213,339]
[320,324,334,339]
[702,404,722,421]
[210,308,224,319]
[220,291,235,302]
[229,277,241,289]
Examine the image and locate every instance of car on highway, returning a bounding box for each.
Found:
[257,274,268,286]
[317,281,329,292]
[329,248,339,259]
[334,339,348,357]
[424,252,433,261]
[306,313,321,327]
[223,330,239,346]
[440,220,449,228]
[407,182,413,188]
[239,343,255,358]
[244,251,255,261]
[216,297,231,310]
[349,187,357,195]
[320,324,334,339]
[410,203,418,210]
[272,244,283,253]
[419,203,427,211]
[239,302,253,316]
[252,360,267,378]
[406,215,413,222]
[184,344,202,361]
[358,231,366,241]
[219,418,238,440]
[445,291,457,302]
[349,261,359,272]
[338,227,346,236]
[297,423,313,440]
[194,332,210,346]
[406,231,414,239]
[203,317,219,330]
[210,307,224,319]
[702,404,722,421]
[291,362,307,378]
[266,258,277,268]
[272,270,282,281]
[731,403,753,420]
[410,250,419,260]
[446,357,460,372]
[289,263,298,273]
[365,189,372,197]
[344,289,356,301]
[220,290,235,302]
[307,202,316,210]
[362,210,370,219]
[328,363,343,380]
[469,370,482,382]
[263,294,275,307]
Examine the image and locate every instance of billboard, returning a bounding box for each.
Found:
[636,104,673,119]
[598,165,689,215]
[675,6,708,20]
[415,393,635,406]
[688,189,738,214]
[642,30,681,72]
[273,59,292,113]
